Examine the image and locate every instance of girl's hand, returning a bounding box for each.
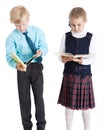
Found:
[73,57,82,64]
[61,56,73,63]
[16,64,27,72]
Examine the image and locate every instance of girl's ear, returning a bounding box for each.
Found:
[68,22,71,27]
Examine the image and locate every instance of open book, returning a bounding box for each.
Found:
[55,52,94,59]
[11,53,37,68]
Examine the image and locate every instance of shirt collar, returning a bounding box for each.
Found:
[71,30,87,38]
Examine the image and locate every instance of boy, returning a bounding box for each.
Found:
[5,5,48,130]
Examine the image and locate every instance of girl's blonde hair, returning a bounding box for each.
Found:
[69,7,87,21]
[10,5,30,24]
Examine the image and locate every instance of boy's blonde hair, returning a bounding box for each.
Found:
[10,5,30,24]
[69,7,87,21]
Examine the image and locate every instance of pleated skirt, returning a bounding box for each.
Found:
[57,74,95,110]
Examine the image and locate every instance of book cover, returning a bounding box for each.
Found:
[11,53,37,67]
[11,53,26,68]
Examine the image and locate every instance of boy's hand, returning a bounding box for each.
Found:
[36,50,42,57]
[16,64,27,72]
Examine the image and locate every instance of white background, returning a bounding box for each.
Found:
[0,0,105,130]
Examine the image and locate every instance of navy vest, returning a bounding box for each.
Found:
[64,31,92,76]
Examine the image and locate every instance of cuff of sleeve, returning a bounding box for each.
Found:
[12,63,17,69]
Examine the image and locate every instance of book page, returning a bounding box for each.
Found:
[11,53,26,68]
[73,54,94,59]
[55,52,94,59]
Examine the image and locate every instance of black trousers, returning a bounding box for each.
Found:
[17,63,46,130]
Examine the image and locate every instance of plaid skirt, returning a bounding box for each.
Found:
[57,74,95,110]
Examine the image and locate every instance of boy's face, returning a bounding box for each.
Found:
[15,19,29,32]
[70,17,86,33]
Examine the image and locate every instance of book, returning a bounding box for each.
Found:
[26,54,37,65]
[11,53,37,67]
[55,52,94,59]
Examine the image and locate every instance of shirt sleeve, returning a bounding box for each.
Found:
[59,34,66,62]
[36,27,48,56]
[60,34,66,52]
[82,35,96,65]
[5,35,17,68]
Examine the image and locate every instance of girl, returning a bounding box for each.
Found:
[58,7,96,130]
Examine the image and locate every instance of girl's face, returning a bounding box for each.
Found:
[70,17,86,33]
[15,18,29,32]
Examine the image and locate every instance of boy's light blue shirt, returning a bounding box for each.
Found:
[6,25,48,68]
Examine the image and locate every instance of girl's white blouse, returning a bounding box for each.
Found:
[60,30,96,65]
